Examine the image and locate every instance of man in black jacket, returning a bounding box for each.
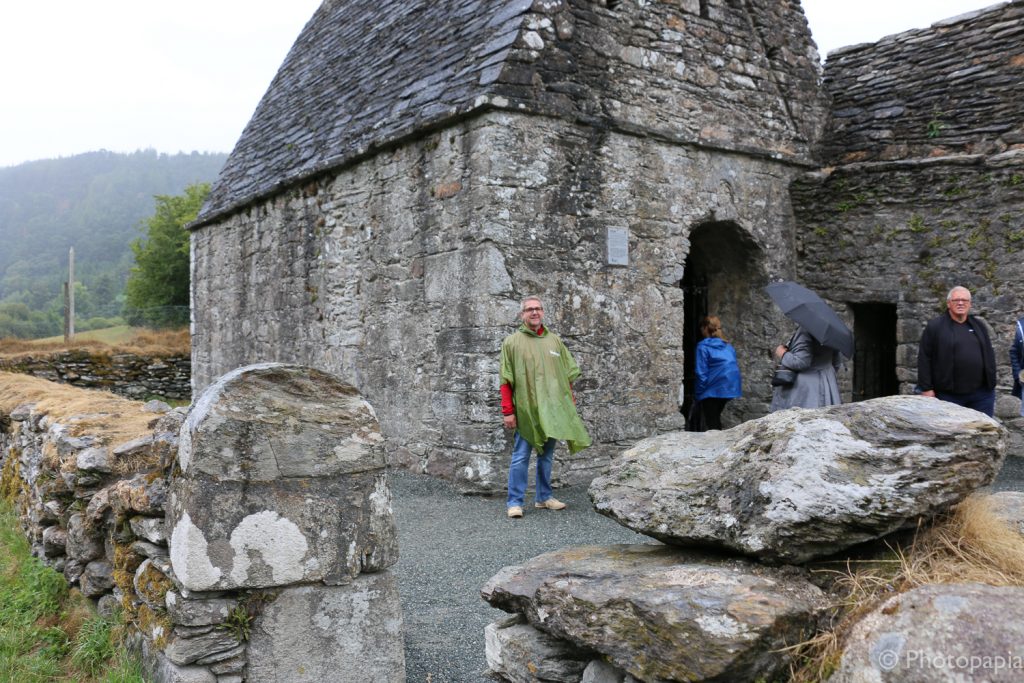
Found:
[917,286,997,416]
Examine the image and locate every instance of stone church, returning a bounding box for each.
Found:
[189,0,1024,492]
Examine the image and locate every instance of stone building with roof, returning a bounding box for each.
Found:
[189,0,1024,491]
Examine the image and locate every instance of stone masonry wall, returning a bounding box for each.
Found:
[791,0,1024,453]
[0,351,191,401]
[791,159,1024,444]
[192,110,805,494]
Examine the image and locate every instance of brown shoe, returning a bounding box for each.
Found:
[534,498,566,510]
[507,506,523,518]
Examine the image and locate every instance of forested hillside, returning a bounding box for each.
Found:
[0,150,226,337]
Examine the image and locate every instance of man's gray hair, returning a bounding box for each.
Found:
[521,296,543,311]
[946,286,971,301]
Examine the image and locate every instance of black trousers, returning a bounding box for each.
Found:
[691,398,730,431]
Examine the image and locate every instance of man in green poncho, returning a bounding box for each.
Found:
[500,296,591,519]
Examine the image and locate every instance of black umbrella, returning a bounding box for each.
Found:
[765,281,854,358]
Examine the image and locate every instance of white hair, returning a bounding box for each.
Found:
[946,286,971,301]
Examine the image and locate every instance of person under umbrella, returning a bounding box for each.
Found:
[765,281,852,412]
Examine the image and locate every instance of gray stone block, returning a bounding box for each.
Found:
[246,574,405,683]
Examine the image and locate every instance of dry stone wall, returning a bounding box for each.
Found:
[0,351,190,401]
[0,366,404,683]
[192,111,804,494]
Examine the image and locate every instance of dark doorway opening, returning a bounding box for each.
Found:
[680,220,761,429]
[851,302,898,401]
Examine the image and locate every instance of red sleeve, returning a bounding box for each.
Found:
[500,383,514,415]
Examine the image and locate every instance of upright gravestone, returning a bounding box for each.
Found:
[168,363,404,682]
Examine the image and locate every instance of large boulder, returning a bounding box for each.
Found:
[169,363,398,591]
[590,396,1006,563]
[481,544,827,683]
[829,583,1024,682]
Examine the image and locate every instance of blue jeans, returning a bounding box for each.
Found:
[935,388,995,417]
[507,432,555,508]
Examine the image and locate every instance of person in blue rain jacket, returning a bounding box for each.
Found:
[691,316,742,431]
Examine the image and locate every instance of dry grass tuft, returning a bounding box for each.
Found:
[786,495,1024,681]
[0,327,189,359]
[0,372,158,452]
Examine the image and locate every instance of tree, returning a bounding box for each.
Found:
[123,182,209,328]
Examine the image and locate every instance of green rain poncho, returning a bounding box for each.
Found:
[500,324,592,454]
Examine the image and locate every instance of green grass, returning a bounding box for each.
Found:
[0,502,144,683]
[27,326,138,346]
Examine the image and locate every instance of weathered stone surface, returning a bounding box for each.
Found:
[63,558,85,584]
[178,363,385,480]
[246,573,405,683]
[76,446,113,473]
[590,396,1006,563]
[170,363,397,591]
[988,491,1024,535]
[164,627,243,667]
[42,525,67,558]
[165,592,237,627]
[170,472,396,591]
[65,512,104,562]
[111,473,169,516]
[482,544,827,683]
[829,583,1024,682]
[130,516,168,544]
[581,659,639,683]
[485,613,591,682]
[80,560,116,597]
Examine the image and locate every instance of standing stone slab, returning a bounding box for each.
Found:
[590,396,1006,563]
[829,583,1024,682]
[169,363,398,591]
[246,574,405,683]
[482,544,827,683]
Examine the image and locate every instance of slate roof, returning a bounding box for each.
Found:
[195,0,534,225]
[821,0,1024,165]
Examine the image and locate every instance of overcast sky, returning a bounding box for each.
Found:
[0,0,1000,169]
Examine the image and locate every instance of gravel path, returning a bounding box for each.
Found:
[390,468,654,682]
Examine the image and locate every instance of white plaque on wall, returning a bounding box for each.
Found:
[607,227,629,266]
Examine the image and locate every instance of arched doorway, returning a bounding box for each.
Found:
[680,220,763,428]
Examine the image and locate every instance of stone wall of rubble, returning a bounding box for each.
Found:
[0,351,190,401]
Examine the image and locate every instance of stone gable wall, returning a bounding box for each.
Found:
[192,110,804,492]
[491,0,828,162]
[0,351,191,401]
[821,1,1024,165]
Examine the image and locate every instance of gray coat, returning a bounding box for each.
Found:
[770,327,842,411]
